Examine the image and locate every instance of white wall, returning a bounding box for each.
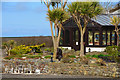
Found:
[86,47,106,52]
[59,47,72,50]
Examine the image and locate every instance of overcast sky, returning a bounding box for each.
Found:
[2,1,119,37]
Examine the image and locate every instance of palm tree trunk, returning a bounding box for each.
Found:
[80,33,84,56]
[53,37,58,61]
[117,32,119,46]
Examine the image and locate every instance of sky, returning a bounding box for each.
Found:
[2,1,119,37]
[2,2,51,37]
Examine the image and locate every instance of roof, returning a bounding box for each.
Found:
[110,8,120,14]
[91,14,120,26]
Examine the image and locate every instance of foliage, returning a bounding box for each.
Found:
[86,54,110,58]
[44,48,51,52]
[67,1,103,56]
[110,16,120,26]
[10,45,31,55]
[69,55,76,58]
[26,55,41,58]
[4,54,42,59]
[44,55,51,59]
[110,16,120,46]
[106,46,120,62]
[67,2,103,19]
[2,40,16,55]
[30,45,42,53]
[38,53,43,55]
[4,56,14,60]
[10,43,45,55]
[47,8,69,23]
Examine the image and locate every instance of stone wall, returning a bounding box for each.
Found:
[48,63,120,78]
[1,36,53,47]
[2,59,120,78]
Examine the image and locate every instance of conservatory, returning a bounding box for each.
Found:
[59,14,120,52]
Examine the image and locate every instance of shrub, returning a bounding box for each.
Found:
[44,48,51,52]
[106,46,120,62]
[2,40,16,55]
[10,45,31,55]
[38,53,43,55]
[30,43,45,53]
[10,43,46,55]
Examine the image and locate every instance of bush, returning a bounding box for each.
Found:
[106,46,120,62]
[44,48,51,52]
[10,43,46,55]
[30,43,45,53]
[10,45,31,55]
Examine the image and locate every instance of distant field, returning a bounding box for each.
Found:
[1,36,53,47]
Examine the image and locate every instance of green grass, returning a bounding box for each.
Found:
[26,55,41,58]
[4,56,14,60]
[85,54,110,58]
[69,55,76,58]
[4,54,42,59]
[44,55,51,59]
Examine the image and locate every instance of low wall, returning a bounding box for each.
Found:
[1,36,53,47]
[48,63,120,78]
[1,59,120,78]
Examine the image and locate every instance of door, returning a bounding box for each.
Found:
[72,29,80,51]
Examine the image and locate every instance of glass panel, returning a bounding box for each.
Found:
[65,30,70,45]
[112,31,115,45]
[107,31,110,45]
[76,30,79,42]
[88,31,93,45]
[94,31,99,45]
[103,31,106,45]
[60,30,63,45]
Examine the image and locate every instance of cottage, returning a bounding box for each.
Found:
[59,10,120,52]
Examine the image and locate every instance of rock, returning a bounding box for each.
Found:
[112,67,117,71]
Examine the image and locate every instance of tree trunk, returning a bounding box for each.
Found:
[80,33,84,56]
[53,38,58,61]
[117,32,119,46]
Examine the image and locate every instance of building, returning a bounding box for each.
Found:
[59,10,120,52]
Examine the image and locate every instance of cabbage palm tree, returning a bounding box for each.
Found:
[47,8,69,60]
[2,40,16,56]
[42,0,67,60]
[67,2,103,56]
[110,16,120,46]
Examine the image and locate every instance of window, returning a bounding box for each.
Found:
[75,30,79,45]
[112,31,115,45]
[65,30,70,45]
[107,31,110,45]
[103,31,106,45]
[75,30,79,42]
[94,31,99,45]
[88,31,93,45]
